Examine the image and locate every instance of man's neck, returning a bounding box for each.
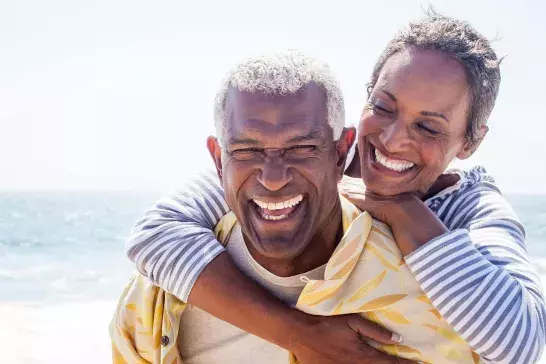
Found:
[244,200,344,277]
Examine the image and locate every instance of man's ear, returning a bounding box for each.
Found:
[458,124,488,160]
[335,127,356,180]
[207,136,223,181]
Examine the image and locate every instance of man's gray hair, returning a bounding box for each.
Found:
[370,9,502,143]
[214,50,345,145]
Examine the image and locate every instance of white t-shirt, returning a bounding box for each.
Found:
[177,225,325,364]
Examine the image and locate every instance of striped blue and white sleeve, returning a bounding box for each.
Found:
[126,169,230,301]
[405,183,546,363]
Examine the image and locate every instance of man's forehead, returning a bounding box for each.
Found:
[226,82,325,105]
[225,122,330,146]
[223,83,331,146]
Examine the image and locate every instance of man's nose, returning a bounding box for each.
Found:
[257,157,293,192]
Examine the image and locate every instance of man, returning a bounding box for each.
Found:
[110,51,475,363]
[111,49,364,363]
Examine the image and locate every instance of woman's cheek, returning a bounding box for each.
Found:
[358,114,378,135]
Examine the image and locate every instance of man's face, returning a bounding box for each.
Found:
[209,83,353,261]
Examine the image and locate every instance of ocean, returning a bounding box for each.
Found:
[1,192,545,363]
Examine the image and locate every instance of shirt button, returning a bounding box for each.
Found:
[161,335,170,346]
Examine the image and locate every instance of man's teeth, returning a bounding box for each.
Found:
[374,148,414,172]
[262,214,289,221]
[253,195,303,211]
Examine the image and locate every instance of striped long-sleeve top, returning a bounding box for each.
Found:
[126,166,546,363]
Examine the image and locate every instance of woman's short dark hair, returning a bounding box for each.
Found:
[370,10,502,143]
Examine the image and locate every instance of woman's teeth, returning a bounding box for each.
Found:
[374,148,414,172]
[253,195,303,221]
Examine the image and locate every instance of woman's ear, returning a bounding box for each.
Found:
[207,136,223,181]
[458,125,489,160]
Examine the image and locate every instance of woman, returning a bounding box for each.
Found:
[125,12,545,363]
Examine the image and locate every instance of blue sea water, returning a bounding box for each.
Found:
[1,191,545,303]
[0,191,159,303]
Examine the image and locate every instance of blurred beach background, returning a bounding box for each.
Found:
[2,0,545,362]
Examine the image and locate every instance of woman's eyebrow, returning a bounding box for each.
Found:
[381,90,397,101]
[380,89,450,122]
[421,111,449,122]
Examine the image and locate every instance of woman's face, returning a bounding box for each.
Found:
[358,47,477,197]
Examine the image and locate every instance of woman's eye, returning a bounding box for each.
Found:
[416,122,440,135]
[371,102,393,115]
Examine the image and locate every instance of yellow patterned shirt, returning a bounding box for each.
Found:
[110,197,480,363]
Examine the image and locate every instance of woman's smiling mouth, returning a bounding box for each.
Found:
[374,148,415,172]
[369,144,417,177]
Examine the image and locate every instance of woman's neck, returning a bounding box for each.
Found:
[424,172,461,200]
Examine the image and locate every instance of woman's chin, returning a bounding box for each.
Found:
[362,171,417,196]
[366,184,409,197]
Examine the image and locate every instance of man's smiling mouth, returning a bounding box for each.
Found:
[252,195,304,221]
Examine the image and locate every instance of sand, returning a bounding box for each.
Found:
[1,300,116,363]
[3,299,545,363]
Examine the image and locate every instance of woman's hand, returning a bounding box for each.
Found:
[338,176,448,256]
[291,313,413,364]
[293,345,413,364]
[337,176,411,225]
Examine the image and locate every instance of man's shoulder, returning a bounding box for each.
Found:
[110,273,186,362]
[339,195,363,230]
[112,273,187,322]
[214,212,239,246]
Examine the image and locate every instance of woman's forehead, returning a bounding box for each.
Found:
[380,48,467,88]
[376,49,470,117]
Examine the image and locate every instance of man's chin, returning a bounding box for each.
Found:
[242,204,312,260]
[246,233,305,260]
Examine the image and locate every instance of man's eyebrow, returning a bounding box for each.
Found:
[421,111,450,122]
[226,137,262,146]
[287,128,325,143]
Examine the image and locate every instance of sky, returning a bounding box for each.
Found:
[1,0,545,193]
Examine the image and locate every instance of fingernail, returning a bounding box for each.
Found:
[391,333,403,343]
